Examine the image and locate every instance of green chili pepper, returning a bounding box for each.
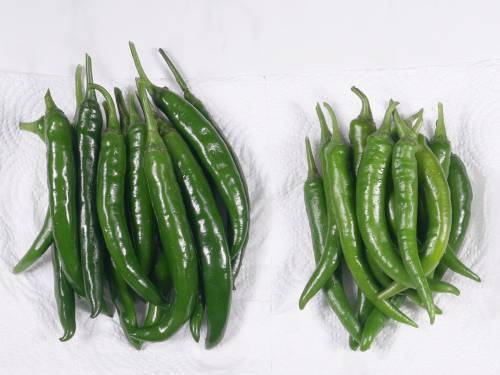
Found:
[114,87,130,133]
[349,87,376,174]
[128,79,198,342]
[189,295,204,343]
[109,264,142,350]
[434,154,480,281]
[379,118,452,299]
[298,105,342,309]
[322,102,417,327]
[303,137,361,342]
[44,90,84,295]
[92,83,164,306]
[392,127,435,323]
[75,55,105,317]
[130,43,249,280]
[158,118,232,348]
[429,103,451,177]
[52,245,76,342]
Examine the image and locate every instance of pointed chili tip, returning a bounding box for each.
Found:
[44,89,57,110]
[305,137,319,179]
[59,328,75,342]
[351,86,373,121]
[323,102,342,142]
[315,102,331,143]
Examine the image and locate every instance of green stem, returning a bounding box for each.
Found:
[379,99,399,134]
[19,117,44,135]
[129,41,154,88]
[75,65,84,109]
[158,48,189,93]
[351,86,373,121]
[128,92,141,124]
[394,109,416,139]
[90,84,120,131]
[315,103,331,145]
[413,110,424,133]
[322,102,343,143]
[406,108,423,128]
[435,102,446,138]
[85,54,96,100]
[114,87,129,132]
[305,137,319,179]
[44,89,57,111]
[136,78,163,148]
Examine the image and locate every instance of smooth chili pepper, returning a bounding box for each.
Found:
[75,55,105,317]
[158,118,232,348]
[322,102,417,327]
[52,245,76,342]
[434,154,480,281]
[130,43,249,280]
[393,114,435,323]
[109,264,142,350]
[349,87,376,174]
[303,137,361,342]
[92,83,165,306]
[44,90,84,295]
[157,50,249,277]
[357,100,420,289]
[144,249,171,327]
[128,79,198,342]
[298,105,342,309]
[379,120,452,299]
[189,295,204,343]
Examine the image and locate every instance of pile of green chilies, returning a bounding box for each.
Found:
[301,88,479,351]
[13,42,250,349]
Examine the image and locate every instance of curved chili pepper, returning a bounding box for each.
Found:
[128,79,198,342]
[52,245,76,342]
[303,137,361,342]
[379,121,452,299]
[129,43,249,280]
[393,114,435,323]
[92,83,164,306]
[357,100,420,290]
[323,102,417,327]
[189,295,204,343]
[158,118,232,348]
[44,90,84,295]
[144,249,171,327]
[109,264,142,350]
[75,55,105,317]
[298,105,341,309]
[349,87,376,174]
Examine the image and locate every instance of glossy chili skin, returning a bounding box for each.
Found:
[109,264,142,350]
[349,87,376,174]
[379,131,452,299]
[392,133,435,323]
[93,84,164,306]
[189,295,204,343]
[434,154,479,281]
[44,91,84,295]
[323,103,417,328]
[298,105,341,309]
[357,101,415,288]
[144,249,170,327]
[128,80,198,342]
[429,103,451,177]
[303,137,361,342]
[159,120,232,348]
[52,245,76,342]
[75,55,105,317]
[130,43,249,280]
[121,91,154,274]
[158,49,249,277]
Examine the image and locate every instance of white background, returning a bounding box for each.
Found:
[1,1,500,374]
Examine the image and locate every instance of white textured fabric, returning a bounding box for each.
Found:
[1,60,499,374]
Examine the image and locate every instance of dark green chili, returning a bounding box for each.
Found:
[130,43,249,280]
[298,105,341,309]
[93,83,164,306]
[52,245,76,342]
[189,295,204,343]
[323,102,417,327]
[128,79,198,342]
[44,90,84,295]
[303,137,361,342]
[75,55,105,317]
[144,249,170,327]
